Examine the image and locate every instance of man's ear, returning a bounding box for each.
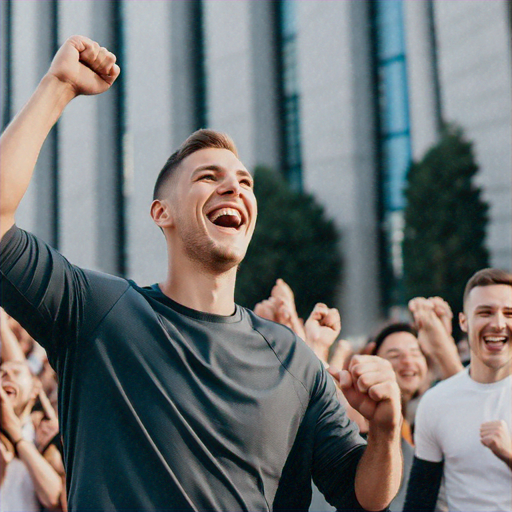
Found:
[459,311,468,333]
[150,199,174,228]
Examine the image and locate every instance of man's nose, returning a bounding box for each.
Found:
[491,311,507,330]
[217,175,241,196]
[399,352,414,365]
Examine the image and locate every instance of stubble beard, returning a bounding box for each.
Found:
[182,229,246,275]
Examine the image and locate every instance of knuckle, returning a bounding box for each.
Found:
[358,374,371,388]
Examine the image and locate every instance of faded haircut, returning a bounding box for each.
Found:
[463,268,512,309]
[153,129,238,200]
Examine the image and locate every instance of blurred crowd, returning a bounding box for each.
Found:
[1,273,510,512]
[0,309,65,512]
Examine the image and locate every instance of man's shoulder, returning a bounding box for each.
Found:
[243,308,324,389]
[243,308,317,363]
[244,308,298,343]
[420,369,470,406]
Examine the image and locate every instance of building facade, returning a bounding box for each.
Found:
[1,0,511,337]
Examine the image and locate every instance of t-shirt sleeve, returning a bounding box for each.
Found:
[413,390,443,463]
[403,456,444,512]
[310,368,369,511]
[0,225,129,365]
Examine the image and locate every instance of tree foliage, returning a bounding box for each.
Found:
[403,124,489,324]
[235,167,341,319]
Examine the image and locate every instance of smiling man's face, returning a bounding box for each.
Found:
[377,331,428,402]
[460,284,512,383]
[0,360,36,416]
[165,148,257,272]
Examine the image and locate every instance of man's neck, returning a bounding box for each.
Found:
[469,361,512,384]
[160,256,238,316]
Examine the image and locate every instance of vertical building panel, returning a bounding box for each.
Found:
[123,0,173,285]
[434,0,512,270]
[275,0,303,189]
[58,1,98,268]
[203,0,255,168]
[1,0,13,131]
[298,0,381,337]
[33,0,60,247]
[404,0,442,160]
[249,0,280,172]
[169,0,207,146]
[92,0,125,276]
[9,0,40,233]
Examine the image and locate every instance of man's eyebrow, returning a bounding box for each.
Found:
[382,348,401,356]
[237,169,253,180]
[192,165,253,180]
[192,164,224,175]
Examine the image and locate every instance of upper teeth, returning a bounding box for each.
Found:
[484,336,506,342]
[209,208,242,223]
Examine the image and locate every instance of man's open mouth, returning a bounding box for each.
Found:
[2,384,17,398]
[207,207,244,229]
[483,335,508,350]
[399,370,419,378]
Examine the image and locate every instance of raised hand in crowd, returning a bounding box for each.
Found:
[480,420,512,470]
[254,280,307,339]
[304,303,341,366]
[1,307,26,363]
[270,279,306,339]
[328,339,354,371]
[408,296,463,379]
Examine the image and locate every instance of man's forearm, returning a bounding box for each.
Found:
[430,338,463,379]
[0,74,75,238]
[354,426,402,511]
[16,439,63,509]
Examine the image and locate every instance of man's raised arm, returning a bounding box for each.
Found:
[0,35,120,239]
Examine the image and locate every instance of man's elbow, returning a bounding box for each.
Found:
[37,479,63,510]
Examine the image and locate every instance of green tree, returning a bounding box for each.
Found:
[235,167,341,319]
[403,124,489,326]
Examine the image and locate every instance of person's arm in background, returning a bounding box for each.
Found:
[0,386,62,508]
[409,297,463,380]
[0,307,26,362]
[403,456,444,511]
[0,35,120,240]
[304,303,341,366]
[0,434,15,485]
[33,388,68,511]
[270,279,307,340]
[403,381,444,511]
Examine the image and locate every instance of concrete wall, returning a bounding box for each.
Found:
[123,0,173,285]
[434,0,512,270]
[2,0,510,334]
[298,0,381,337]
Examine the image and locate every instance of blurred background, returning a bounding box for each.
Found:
[1,0,510,339]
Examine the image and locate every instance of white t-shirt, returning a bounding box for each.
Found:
[0,421,40,512]
[414,368,512,512]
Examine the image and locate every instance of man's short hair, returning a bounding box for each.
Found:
[463,268,512,309]
[153,129,238,200]
[369,322,418,356]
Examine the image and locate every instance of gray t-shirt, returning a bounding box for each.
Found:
[1,226,367,512]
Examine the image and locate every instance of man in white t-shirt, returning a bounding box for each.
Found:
[404,268,512,511]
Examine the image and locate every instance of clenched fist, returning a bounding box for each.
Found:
[48,35,120,97]
[329,355,401,432]
[480,420,512,468]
